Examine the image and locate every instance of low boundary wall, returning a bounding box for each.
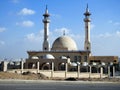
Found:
[7,69,108,78]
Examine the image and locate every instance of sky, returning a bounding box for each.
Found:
[0,0,120,60]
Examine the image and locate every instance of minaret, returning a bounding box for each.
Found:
[43,6,50,51]
[84,4,91,51]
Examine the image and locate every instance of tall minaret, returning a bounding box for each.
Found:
[84,4,91,51]
[43,6,50,51]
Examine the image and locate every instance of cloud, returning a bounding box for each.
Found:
[25,33,39,42]
[11,0,19,3]
[108,20,113,24]
[91,24,95,30]
[0,27,6,33]
[54,27,71,36]
[98,32,112,38]
[116,31,120,37]
[16,20,34,27]
[25,30,44,42]
[51,14,61,19]
[92,30,120,39]
[53,27,81,39]
[108,20,120,26]
[91,30,120,57]
[18,8,35,15]
[114,22,120,26]
[25,27,76,43]
[0,41,5,46]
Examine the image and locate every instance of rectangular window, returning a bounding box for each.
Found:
[74,56,77,62]
[78,56,81,62]
[84,56,87,62]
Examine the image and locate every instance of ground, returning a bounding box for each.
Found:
[0,72,120,82]
[0,72,48,80]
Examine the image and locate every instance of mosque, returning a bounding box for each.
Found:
[25,5,118,72]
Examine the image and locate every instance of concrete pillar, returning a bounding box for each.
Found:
[51,62,54,78]
[77,65,80,78]
[65,63,68,78]
[21,60,24,74]
[108,66,110,78]
[100,67,103,79]
[113,66,115,78]
[89,65,91,78]
[2,61,8,72]
[37,62,40,73]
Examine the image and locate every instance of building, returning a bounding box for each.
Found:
[25,5,118,73]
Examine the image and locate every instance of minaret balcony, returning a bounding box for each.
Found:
[43,19,50,23]
[84,18,91,22]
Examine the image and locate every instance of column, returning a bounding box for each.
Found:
[2,61,8,72]
[37,62,40,73]
[77,65,80,78]
[100,67,103,79]
[21,60,24,74]
[51,62,54,78]
[65,63,68,78]
[108,66,110,78]
[89,65,91,78]
[113,66,115,78]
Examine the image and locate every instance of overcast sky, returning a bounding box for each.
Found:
[0,0,120,60]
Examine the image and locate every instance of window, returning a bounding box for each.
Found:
[74,56,77,62]
[84,56,87,62]
[44,48,47,50]
[78,56,81,62]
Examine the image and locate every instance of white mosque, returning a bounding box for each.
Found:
[25,5,118,73]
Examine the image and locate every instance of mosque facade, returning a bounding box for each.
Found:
[25,5,118,72]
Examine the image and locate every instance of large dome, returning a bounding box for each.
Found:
[51,36,77,51]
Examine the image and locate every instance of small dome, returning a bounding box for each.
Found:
[9,61,14,65]
[92,62,97,66]
[14,62,20,66]
[52,36,77,51]
[43,54,55,59]
[70,62,77,66]
[60,56,67,59]
[32,56,39,59]
[82,62,88,66]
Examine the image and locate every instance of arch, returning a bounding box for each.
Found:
[80,66,89,72]
[28,62,37,69]
[91,66,98,73]
[69,66,77,71]
[41,62,51,70]
[58,63,65,70]
[98,66,106,73]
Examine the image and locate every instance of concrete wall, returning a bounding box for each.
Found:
[7,69,108,78]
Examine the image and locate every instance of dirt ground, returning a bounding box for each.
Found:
[0,72,48,80]
[0,72,120,82]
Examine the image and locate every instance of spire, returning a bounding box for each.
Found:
[43,5,50,17]
[46,5,48,10]
[86,3,89,12]
[45,5,48,14]
[84,4,91,16]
